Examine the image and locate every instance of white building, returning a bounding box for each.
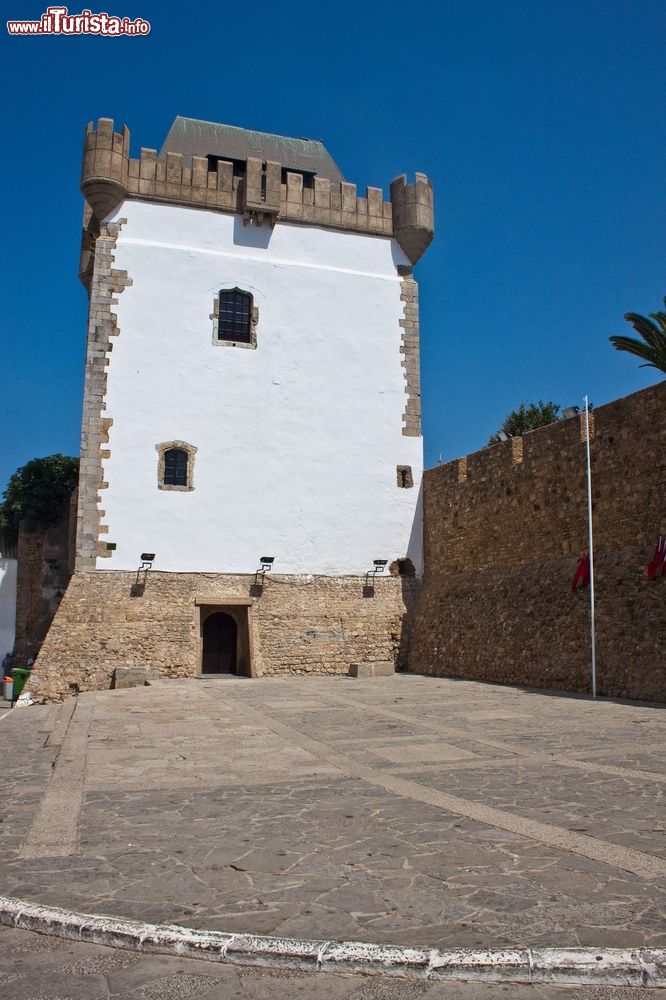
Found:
[0,554,17,666]
[30,116,434,696]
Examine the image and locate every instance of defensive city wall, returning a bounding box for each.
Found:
[12,492,76,665]
[407,381,666,702]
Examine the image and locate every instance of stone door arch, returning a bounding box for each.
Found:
[198,600,253,676]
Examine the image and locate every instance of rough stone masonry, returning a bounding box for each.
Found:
[408,381,666,702]
[29,573,418,701]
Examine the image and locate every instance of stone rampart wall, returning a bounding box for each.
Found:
[408,382,666,701]
[13,492,76,664]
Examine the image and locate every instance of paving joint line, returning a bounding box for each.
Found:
[321,690,666,784]
[386,757,528,775]
[44,697,77,751]
[18,695,94,859]
[575,740,666,760]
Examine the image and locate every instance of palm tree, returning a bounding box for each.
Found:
[609,297,666,373]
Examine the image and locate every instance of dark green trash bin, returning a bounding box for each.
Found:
[11,668,31,701]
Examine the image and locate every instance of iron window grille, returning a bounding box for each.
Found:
[163,448,188,487]
[218,289,252,344]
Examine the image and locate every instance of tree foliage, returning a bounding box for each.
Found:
[609,297,666,374]
[0,454,79,546]
[488,401,561,445]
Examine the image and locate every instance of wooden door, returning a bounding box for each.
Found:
[202,612,237,673]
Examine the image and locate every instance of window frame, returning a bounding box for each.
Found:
[210,287,259,350]
[155,440,198,492]
[163,447,189,487]
[396,465,414,488]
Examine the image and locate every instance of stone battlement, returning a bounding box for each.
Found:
[425,383,666,569]
[80,118,434,264]
[434,410,596,493]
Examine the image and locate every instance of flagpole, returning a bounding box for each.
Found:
[584,395,596,699]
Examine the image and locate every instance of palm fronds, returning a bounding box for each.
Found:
[609,297,666,373]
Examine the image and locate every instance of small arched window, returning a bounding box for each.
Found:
[156,441,197,492]
[210,288,258,349]
[218,288,252,343]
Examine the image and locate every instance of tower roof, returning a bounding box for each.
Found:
[159,116,345,182]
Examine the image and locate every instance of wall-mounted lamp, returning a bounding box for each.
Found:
[254,556,275,588]
[365,558,388,588]
[562,406,580,419]
[132,552,156,595]
[498,430,512,442]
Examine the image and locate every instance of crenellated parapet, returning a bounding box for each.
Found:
[80,118,434,265]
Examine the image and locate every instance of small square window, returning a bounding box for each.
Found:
[397,465,414,488]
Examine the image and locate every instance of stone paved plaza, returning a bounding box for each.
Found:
[1,674,665,995]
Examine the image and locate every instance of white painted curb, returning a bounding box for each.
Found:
[0,895,664,987]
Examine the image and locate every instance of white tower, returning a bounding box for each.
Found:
[31,116,434,699]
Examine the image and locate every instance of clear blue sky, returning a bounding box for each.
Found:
[1,0,663,493]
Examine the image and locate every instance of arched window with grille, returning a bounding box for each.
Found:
[210,288,258,348]
[156,441,198,492]
[164,448,188,486]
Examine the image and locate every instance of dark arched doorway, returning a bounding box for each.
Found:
[202,612,237,674]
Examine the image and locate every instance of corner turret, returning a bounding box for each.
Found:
[390,173,434,265]
[81,118,130,220]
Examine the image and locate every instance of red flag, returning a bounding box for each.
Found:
[647,537,666,581]
[571,552,590,591]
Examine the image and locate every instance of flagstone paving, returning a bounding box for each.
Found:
[1,674,665,957]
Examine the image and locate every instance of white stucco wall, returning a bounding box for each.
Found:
[0,557,17,663]
[99,202,423,575]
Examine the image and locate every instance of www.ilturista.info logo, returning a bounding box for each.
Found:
[7,6,150,34]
